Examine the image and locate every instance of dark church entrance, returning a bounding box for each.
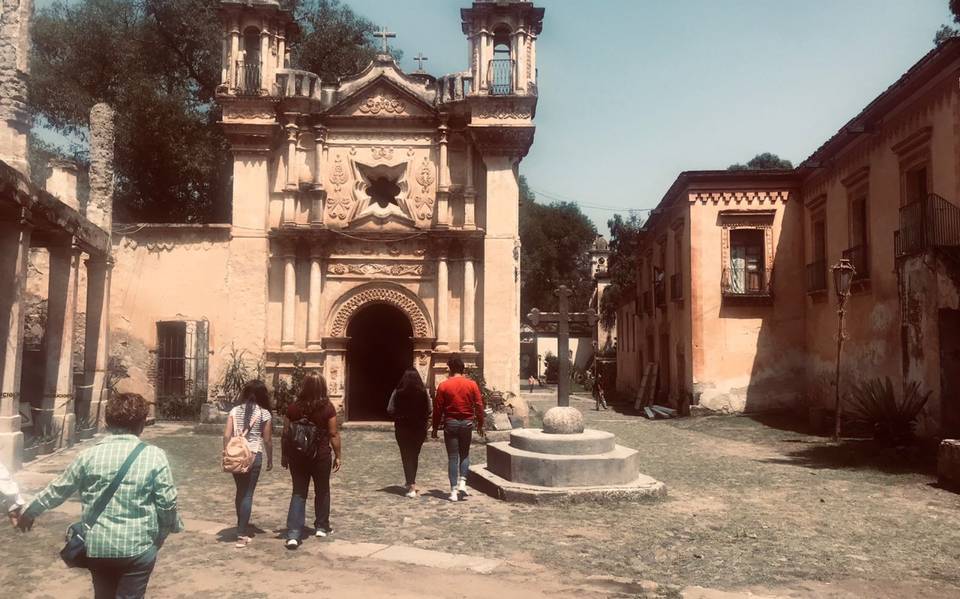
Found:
[346,303,414,421]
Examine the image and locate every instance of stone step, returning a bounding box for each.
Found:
[508,428,616,455]
[485,441,639,487]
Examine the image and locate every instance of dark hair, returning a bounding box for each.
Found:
[394,367,429,420]
[298,373,329,411]
[105,393,150,434]
[447,356,465,375]
[239,379,271,430]
[396,366,426,395]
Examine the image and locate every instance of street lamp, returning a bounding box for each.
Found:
[830,258,856,441]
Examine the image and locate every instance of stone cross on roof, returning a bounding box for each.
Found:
[413,52,428,71]
[374,26,396,54]
[528,285,598,408]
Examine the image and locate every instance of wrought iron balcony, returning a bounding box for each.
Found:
[806,259,827,293]
[895,193,960,258]
[670,272,683,301]
[721,267,772,298]
[235,62,261,95]
[841,244,870,281]
[488,58,514,95]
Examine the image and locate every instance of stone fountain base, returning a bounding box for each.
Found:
[467,407,667,504]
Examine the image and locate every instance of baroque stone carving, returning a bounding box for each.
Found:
[371,146,394,160]
[357,94,406,115]
[330,286,432,338]
[472,101,533,120]
[329,155,349,192]
[224,105,276,120]
[327,262,434,278]
[414,196,434,221]
[327,196,353,221]
[416,157,434,193]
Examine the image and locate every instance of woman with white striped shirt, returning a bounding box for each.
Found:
[223,380,273,548]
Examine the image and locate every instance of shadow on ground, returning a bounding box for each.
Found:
[759,438,938,475]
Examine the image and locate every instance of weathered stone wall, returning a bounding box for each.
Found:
[87,103,115,231]
[0,0,33,176]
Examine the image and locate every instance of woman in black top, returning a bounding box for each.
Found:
[388,367,432,498]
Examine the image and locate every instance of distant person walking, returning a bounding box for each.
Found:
[223,380,273,548]
[16,393,183,599]
[282,373,341,549]
[388,366,432,498]
[432,357,485,502]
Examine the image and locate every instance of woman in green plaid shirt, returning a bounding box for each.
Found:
[18,393,183,599]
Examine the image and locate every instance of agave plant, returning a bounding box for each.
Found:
[845,377,930,446]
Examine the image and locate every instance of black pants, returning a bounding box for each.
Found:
[286,453,332,539]
[88,545,158,599]
[394,421,427,486]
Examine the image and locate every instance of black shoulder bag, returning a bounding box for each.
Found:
[61,442,147,568]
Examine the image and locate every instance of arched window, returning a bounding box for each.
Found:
[238,27,261,93]
[490,25,513,95]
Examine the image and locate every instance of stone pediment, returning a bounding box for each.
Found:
[326,79,435,119]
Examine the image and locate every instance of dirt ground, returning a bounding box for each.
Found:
[3,393,960,598]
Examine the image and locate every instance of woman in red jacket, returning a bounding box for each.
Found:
[431,357,485,501]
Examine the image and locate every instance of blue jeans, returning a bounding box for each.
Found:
[443,419,473,488]
[231,452,262,537]
[87,545,158,599]
[285,452,332,540]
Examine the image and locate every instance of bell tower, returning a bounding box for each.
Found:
[461,0,543,96]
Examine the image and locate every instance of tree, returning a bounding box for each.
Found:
[599,213,644,328]
[518,176,597,316]
[934,0,960,44]
[727,152,794,171]
[30,0,391,223]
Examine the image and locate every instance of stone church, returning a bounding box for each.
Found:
[107,0,545,420]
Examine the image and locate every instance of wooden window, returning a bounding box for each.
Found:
[728,229,766,294]
[903,164,928,205]
[845,188,870,280]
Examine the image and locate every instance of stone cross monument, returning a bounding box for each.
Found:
[373,26,396,54]
[527,285,598,407]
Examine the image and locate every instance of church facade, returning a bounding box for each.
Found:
[108,0,544,419]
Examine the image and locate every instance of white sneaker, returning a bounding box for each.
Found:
[285,538,300,549]
[457,477,468,494]
[404,489,419,498]
[315,529,328,538]
[448,490,459,502]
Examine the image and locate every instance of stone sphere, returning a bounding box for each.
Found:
[542,406,585,434]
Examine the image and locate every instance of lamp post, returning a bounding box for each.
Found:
[830,258,856,442]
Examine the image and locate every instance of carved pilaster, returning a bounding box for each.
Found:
[312,124,327,225]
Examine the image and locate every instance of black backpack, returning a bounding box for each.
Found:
[286,417,320,460]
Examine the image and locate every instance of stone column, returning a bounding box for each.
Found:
[229,19,240,88]
[281,243,297,350]
[435,247,449,351]
[259,24,270,92]
[0,212,32,471]
[307,245,324,350]
[82,255,112,428]
[42,239,81,446]
[283,115,298,226]
[464,142,476,229]
[277,30,286,70]
[462,250,477,353]
[436,122,450,228]
[481,154,521,396]
[88,103,115,232]
[311,124,327,225]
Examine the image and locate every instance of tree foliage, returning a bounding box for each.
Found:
[518,176,597,316]
[727,152,794,171]
[599,213,644,328]
[30,0,390,223]
[934,0,960,44]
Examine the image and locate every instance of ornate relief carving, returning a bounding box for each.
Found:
[329,155,349,192]
[330,286,432,338]
[357,94,406,115]
[327,132,434,145]
[224,105,276,120]
[416,157,434,193]
[327,262,435,278]
[327,196,353,221]
[690,191,791,205]
[414,196,435,221]
[472,101,533,120]
[371,146,394,160]
[331,241,428,257]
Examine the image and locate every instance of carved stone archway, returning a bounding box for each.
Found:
[327,282,434,339]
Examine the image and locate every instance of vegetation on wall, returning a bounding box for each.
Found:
[30,0,396,223]
[727,152,794,171]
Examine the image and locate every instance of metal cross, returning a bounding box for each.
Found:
[374,26,396,54]
[413,52,429,71]
[527,285,598,408]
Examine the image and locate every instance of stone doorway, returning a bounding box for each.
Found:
[346,303,414,421]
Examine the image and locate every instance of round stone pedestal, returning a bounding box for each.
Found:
[468,408,666,504]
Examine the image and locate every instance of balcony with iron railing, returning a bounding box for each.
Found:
[806,259,827,293]
[895,193,960,258]
[670,272,683,301]
[721,267,773,298]
[234,62,261,95]
[488,58,514,95]
[841,244,870,281]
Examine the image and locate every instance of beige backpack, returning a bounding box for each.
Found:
[222,409,260,473]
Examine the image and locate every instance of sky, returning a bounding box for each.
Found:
[344,0,952,233]
[33,0,955,233]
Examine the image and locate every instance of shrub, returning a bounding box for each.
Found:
[846,377,930,446]
[544,352,559,383]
